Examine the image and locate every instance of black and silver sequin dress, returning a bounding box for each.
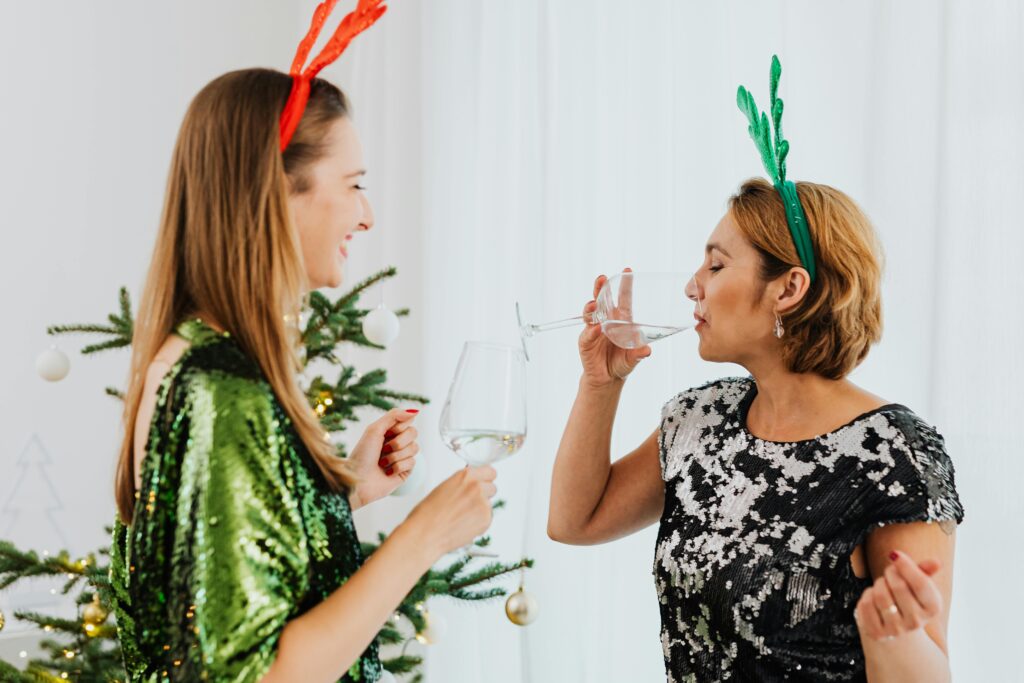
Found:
[110,320,381,682]
[654,377,964,682]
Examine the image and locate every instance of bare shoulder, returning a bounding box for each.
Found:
[133,334,192,487]
[143,334,191,396]
[843,381,891,413]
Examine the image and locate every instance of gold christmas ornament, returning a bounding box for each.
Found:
[0,608,5,632]
[505,587,539,626]
[82,594,108,626]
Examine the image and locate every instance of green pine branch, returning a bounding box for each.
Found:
[302,266,412,363]
[381,654,423,675]
[46,288,134,357]
[0,543,86,590]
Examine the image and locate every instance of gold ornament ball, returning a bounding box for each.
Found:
[0,608,5,632]
[82,598,108,625]
[505,588,539,626]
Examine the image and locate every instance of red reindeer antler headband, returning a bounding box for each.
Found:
[279,0,387,152]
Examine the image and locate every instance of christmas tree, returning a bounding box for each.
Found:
[0,268,533,682]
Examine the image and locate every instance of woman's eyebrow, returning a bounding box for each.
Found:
[705,242,732,258]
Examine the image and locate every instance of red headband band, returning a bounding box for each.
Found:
[279,0,387,152]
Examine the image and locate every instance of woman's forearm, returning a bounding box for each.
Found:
[261,519,439,683]
[547,378,624,541]
[862,629,950,683]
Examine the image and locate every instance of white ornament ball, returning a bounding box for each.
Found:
[390,458,426,497]
[362,306,400,346]
[505,587,540,626]
[378,671,396,683]
[415,611,447,645]
[36,347,70,382]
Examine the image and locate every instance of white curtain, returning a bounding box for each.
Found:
[339,1,1024,681]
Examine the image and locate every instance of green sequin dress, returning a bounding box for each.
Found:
[110,320,382,682]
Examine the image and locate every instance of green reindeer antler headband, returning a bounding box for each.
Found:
[736,55,816,283]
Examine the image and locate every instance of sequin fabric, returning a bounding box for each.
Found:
[654,377,964,682]
[110,320,381,682]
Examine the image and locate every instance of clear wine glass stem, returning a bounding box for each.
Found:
[520,314,585,338]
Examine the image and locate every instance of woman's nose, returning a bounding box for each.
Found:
[685,274,701,302]
[358,194,375,231]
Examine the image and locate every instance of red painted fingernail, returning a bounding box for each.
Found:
[384,430,395,439]
[378,457,388,468]
[405,409,419,414]
[386,466,394,476]
[889,551,899,562]
[382,444,393,454]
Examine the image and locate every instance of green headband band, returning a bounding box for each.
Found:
[736,55,816,283]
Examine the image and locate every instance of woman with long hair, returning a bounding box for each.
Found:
[109,4,496,682]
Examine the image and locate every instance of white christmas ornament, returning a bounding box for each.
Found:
[378,671,396,683]
[390,458,425,497]
[36,347,70,382]
[362,305,400,346]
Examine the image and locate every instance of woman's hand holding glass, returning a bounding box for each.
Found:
[579,270,652,389]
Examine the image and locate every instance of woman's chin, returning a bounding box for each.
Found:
[309,268,344,291]
[696,339,717,362]
[325,264,345,289]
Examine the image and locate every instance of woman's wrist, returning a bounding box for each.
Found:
[389,514,443,572]
[578,375,625,395]
[860,626,950,682]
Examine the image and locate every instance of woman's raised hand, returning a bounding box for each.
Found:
[578,270,651,389]
[347,408,420,509]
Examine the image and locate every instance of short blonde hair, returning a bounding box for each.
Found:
[729,178,884,380]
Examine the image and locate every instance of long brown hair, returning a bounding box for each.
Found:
[729,178,884,380]
[116,68,356,523]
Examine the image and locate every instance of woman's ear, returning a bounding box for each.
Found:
[776,267,811,314]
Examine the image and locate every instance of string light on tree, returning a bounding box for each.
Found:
[314,390,334,417]
[414,602,447,645]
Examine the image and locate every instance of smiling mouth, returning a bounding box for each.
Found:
[694,312,707,325]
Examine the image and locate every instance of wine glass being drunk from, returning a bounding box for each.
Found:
[516,271,702,360]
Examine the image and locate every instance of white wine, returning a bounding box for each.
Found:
[441,429,526,466]
[600,320,690,348]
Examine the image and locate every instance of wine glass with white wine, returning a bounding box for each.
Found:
[515,271,701,360]
[440,341,527,467]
